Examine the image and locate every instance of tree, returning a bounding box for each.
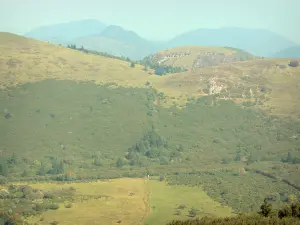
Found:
[278,205,292,218]
[259,198,272,217]
[116,158,125,168]
[0,160,8,177]
[48,159,64,175]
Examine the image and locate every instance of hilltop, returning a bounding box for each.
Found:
[73,25,164,60]
[146,46,257,70]
[150,57,300,120]
[169,27,296,57]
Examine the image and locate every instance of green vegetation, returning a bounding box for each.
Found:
[146,180,232,225]
[167,201,300,225]
[0,184,75,224]
[66,44,187,75]
[67,44,132,63]
[0,178,150,225]
[166,170,299,213]
[139,56,188,75]
[1,33,300,225]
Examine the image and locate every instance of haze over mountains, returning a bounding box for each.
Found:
[24,19,298,60]
[273,46,300,59]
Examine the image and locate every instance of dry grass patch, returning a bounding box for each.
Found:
[26,178,149,225]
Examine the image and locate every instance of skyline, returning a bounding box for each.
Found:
[0,0,299,43]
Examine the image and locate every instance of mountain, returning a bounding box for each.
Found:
[272,46,300,58]
[169,27,296,57]
[73,25,165,60]
[24,19,107,44]
[1,33,300,223]
[146,46,257,70]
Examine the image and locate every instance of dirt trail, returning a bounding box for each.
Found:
[137,178,151,225]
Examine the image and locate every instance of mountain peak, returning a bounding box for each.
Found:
[99,25,145,45]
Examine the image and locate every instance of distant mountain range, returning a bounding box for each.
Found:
[272,46,300,59]
[24,19,297,60]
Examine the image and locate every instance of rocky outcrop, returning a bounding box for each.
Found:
[206,77,227,95]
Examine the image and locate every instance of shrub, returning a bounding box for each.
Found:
[159,176,165,181]
[288,61,299,67]
[177,204,186,210]
[48,203,60,210]
[278,205,292,218]
[188,208,199,217]
[64,202,73,208]
[259,198,272,217]
[130,62,135,68]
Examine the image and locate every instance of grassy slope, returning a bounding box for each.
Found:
[1,32,300,119]
[150,58,300,120]
[0,32,150,90]
[149,46,257,69]
[0,80,153,177]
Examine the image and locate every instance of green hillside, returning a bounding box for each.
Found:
[0,33,300,225]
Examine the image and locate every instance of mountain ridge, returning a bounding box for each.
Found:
[272,45,300,58]
[23,20,296,59]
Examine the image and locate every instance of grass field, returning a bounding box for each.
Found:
[146,180,233,225]
[20,178,233,225]
[26,178,149,225]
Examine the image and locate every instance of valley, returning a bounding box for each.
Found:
[0,32,300,224]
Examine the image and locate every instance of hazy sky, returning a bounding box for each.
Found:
[0,0,299,43]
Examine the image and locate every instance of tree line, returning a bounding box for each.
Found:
[66,44,187,76]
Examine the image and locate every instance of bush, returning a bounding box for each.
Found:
[177,204,186,210]
[288,61,299,67]
[159,175,165,181]
[259,198,272,217]
[188,208,199,217]
[48,203,60,210]
[64,203,73,208]
[278,205,292,218]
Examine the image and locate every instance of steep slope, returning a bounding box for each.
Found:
[147,46,257,70]
[24,19,107,45]
[73,25,165,60]
[169,27,296,57]
[273,46,300,58]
